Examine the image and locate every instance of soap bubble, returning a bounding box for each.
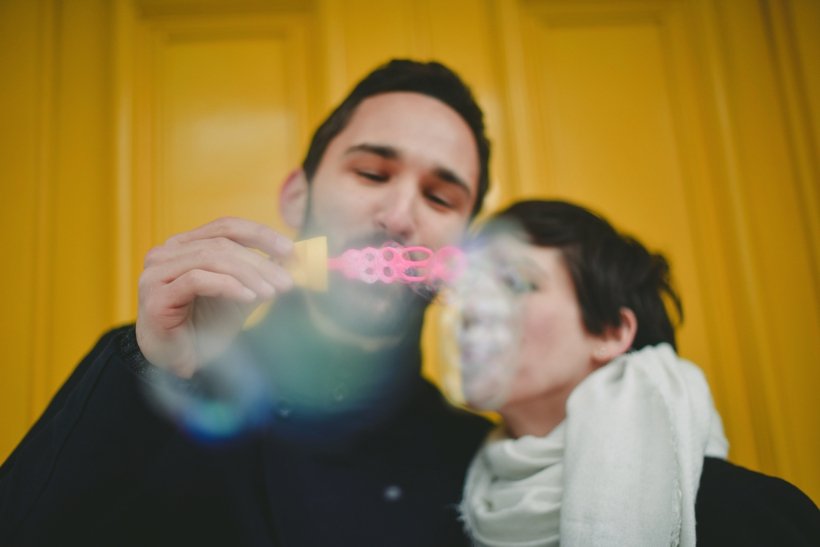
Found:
[140,240,473,441]
[145,343,273,441]
[439,245,524,410]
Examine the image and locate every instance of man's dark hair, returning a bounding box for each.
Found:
[477,200,683,350]
[301,59,491,217]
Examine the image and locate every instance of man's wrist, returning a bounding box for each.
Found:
[119,324,198,396]
[119,325,156,379]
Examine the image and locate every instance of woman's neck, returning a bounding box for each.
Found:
[500,389,572,438]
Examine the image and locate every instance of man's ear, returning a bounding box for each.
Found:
[592,307,638,364]
[279,169,309,230]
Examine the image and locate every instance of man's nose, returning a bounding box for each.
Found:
[374,182,418,242]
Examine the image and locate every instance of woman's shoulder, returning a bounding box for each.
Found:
[696,456,819,546]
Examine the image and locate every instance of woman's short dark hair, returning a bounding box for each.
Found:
[476,200,683,350]
[301,59,491,217]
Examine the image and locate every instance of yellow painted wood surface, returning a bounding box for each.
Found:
[1,0,817,503]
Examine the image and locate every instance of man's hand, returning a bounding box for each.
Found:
[136,217,294,378]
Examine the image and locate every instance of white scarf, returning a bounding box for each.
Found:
[461,343,729,547]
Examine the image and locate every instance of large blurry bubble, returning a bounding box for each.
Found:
[141,239,470,441]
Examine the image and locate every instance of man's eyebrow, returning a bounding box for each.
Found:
[344,143,399,159]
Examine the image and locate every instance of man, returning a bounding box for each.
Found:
[0,60,494,546]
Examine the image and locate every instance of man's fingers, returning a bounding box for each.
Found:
[143,238,294,297]
[160,269,259,309]
[165,217,294,258]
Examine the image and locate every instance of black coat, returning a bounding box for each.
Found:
[0,295,493,546]
[696,456,819,545]
[1,298,817,546]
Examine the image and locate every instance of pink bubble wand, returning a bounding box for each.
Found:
[288,237,466,290]
[328,244,466,285]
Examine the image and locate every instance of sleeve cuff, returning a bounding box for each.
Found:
[117,325,174,388]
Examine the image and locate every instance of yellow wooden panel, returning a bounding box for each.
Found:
[783,0,820,500]
[710,0,820,499]
[0,0,44,462]
[331,0,417,89]
[48,0,115,403]
[791,0,820,163]
[765,0,820,385]
[0,0,116,462]
[157,32,302,239]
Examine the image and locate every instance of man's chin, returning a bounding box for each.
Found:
[310,278,429,339]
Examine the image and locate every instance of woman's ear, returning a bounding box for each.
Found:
[592,307,638,364]
[279,169,309,230]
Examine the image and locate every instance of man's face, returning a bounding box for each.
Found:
[301,92,481,337]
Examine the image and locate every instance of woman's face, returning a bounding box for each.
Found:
[499,239,603,412]
[455,234,606,412]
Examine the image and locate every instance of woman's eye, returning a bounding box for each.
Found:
[356,170,389,182]
[497,266,536,294]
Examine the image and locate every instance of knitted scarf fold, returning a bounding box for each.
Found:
[461,344,729,547]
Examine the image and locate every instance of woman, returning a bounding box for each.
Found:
[453,200,818,546]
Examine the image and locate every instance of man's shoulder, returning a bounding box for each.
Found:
[699,457,816,506]
[696,457,819,545]
[417,379,493,425]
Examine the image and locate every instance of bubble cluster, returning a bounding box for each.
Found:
[439,249,524,410]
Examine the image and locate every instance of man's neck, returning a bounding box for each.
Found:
[302,291,426,354]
